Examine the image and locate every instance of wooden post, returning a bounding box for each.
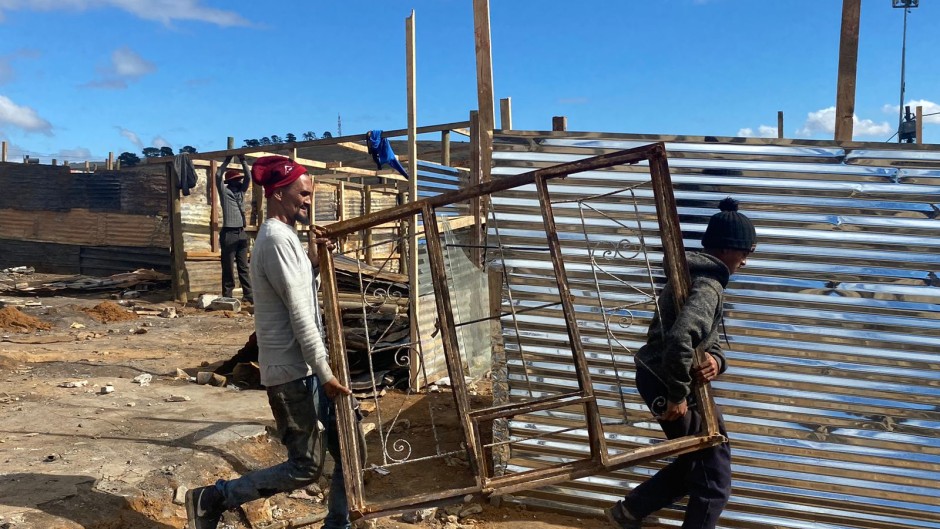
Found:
[84,161,90,172]
[167,162,187,303]
[51,159,57,166]
[500,97,512,130]
[777,111,784,139]
[552,116,567,131]
[473,0,495,184]
[916,105,923,144]
[209,159,219,252]
[364,185,373,264]
[406,10,421,387]
[115,159,120,170]
[834,0,861,141]
[469,111,482,267]
[337,182,347,253]
[107,152,113,170]
[1,141,6,162]
[441,130,451,167]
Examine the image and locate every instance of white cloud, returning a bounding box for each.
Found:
[152,136,171,149]
[737,125,777,138]
[56,146,93,160]
[797,106,891,139]
[0,0,249,27]
[116,126,143,148]
[0,94,52,134]
[883,99,940,125]
[85,46,154,89]
[111,47,154,77]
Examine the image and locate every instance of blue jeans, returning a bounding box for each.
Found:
[216,375,350,529]
[624,366,731,529]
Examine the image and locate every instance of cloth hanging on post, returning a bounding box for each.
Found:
[366,130,409,179]
[172,153,198,196]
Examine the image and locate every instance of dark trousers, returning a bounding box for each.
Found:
[217,376,350,529]
[624,366,732,529]
[221,227,251,300]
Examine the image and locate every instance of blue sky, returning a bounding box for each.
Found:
[0,0,937,163]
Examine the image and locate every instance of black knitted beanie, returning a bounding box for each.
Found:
[701,197,756,251]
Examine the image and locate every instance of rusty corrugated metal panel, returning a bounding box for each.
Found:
[490,131,940,529]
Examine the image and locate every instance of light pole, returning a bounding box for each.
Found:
[893,0,919,142]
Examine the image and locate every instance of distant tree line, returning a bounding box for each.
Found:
[242,131,332,147]
[117,145,198,167]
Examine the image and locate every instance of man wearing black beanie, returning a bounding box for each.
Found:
[606,197,756,529]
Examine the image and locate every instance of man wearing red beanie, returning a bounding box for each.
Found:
[187,156,352,529]
[216,154,253,303]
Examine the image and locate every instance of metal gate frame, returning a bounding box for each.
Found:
[317,142,726,519]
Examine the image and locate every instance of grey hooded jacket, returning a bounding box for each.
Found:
[635,251,730,403]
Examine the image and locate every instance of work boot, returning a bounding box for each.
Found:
[185,484,225,529]
[605,500,643,529]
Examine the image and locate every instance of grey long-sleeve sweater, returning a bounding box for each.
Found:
[216,156,252,229]
[635,252,730,403]
[250,218,334,387]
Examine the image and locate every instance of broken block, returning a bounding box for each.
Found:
[208,297,240,312]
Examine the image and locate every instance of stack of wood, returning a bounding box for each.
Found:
[332,255,411,394]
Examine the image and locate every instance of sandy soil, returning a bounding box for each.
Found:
[0,289,612,529]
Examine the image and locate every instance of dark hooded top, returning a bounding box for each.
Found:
[635,251,730,403]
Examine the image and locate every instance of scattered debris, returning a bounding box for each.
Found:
[159,306,177,318]
[83,302,138,323]
[196,294,219,309]
[165,395,190,402]
[174,368,190,380]
[69,322,86,329]
[58,380,88,388]
[0,306,52,333]
[196,371,226,386]
[208,297,240,312]
[119,291,140,299]
[459,504,483,518]
[367,463,391,476]
[99,385,114,395]
[173,485,188,505]
[401,508,437,524]
[43,453,60,462]
[133,374,152,386]
[0,269,170,295]
[133,327,148,335]
[1,266,34,274]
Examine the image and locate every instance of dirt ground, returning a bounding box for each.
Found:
[0,286,609,529]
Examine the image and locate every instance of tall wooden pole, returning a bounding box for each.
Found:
[209,159,219,252]
[552,116,568,132]
[441,130,451,167]
[107,151,114,170]
[777,111,784,139]
[473,0,495,184]
[834,0,861,141]
[406,10,421,387]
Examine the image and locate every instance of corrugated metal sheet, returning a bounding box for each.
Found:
[489,131,940,529]
[417,160,469,218]
[79,246,170,276]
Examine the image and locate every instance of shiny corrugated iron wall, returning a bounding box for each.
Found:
[489,131,940,529]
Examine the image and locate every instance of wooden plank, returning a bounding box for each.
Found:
[441,130,451,167]
[647,143,721,437]
[469,111,482,266]
[145,121,472,163]
[422,205,482,478]
[336,141,369,154]
[552,116,567,131]
[777,111,784,139]
[834,0,861,141]
[167,162,187,303]
[472,0,495,186]
[534,175,604,463]
[320,145,660,239]
[319,247,366,513]
[406,10,421,390]
[338,182,346,253]
[450,128,470,137]
[364,185,373,265]
[499,97,512,130]
[209,159,219,252]
[107,152,114,170]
